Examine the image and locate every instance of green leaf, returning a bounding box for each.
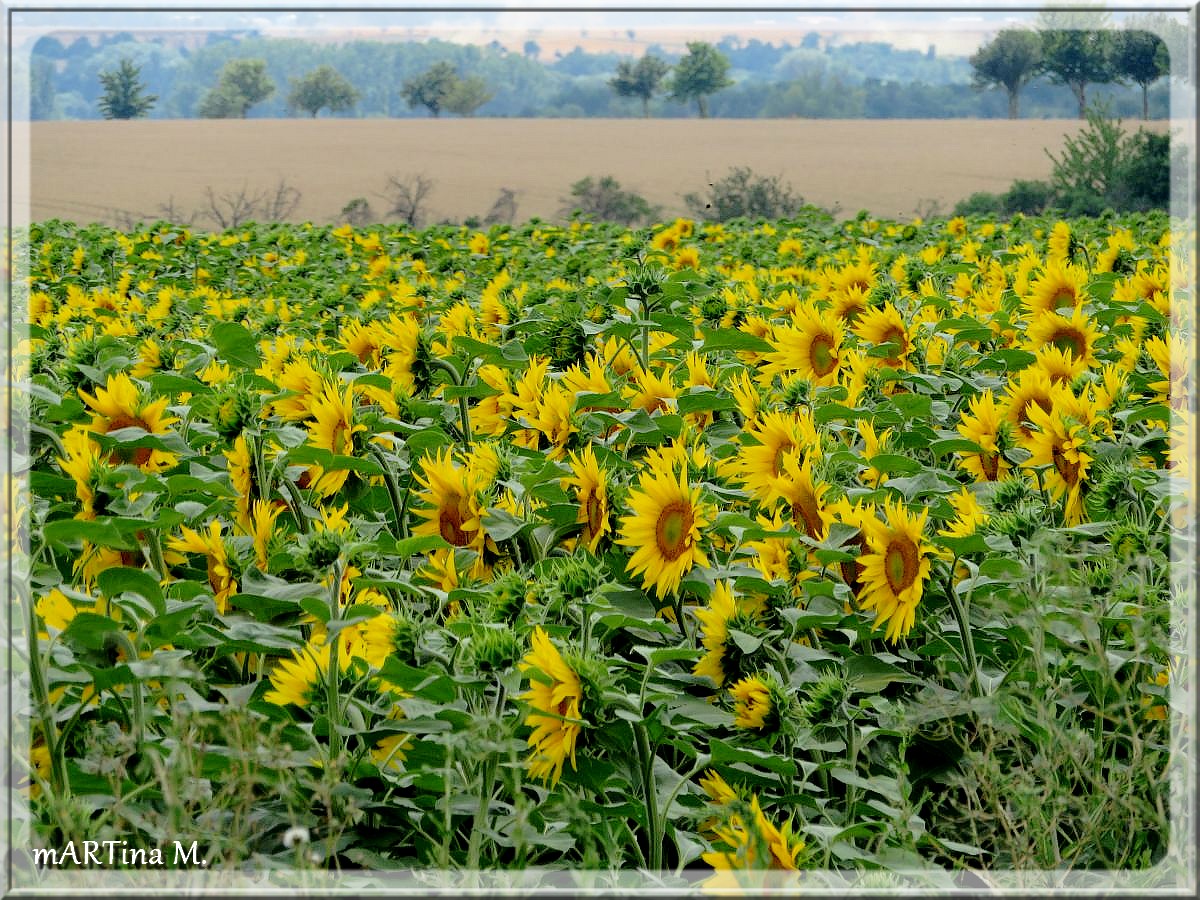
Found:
[209,321,262,369]
[845,655,920,691]
[43,518,135,550]
[96,567,163,608]
[395,534,452,557]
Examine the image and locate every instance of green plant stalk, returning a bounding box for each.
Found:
[325,559,344,764]
[111,631,145,751]
[430,357,473,451]
[633,722,662,871]
[280,476,311,535]
[143,530,169,582]
[369,443,407,539]
[467,754,498,870]
[945,560,981,698]
[26,600,67,799]
[670,593,690,644]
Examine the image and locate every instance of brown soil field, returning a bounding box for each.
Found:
[27,118,1172,228]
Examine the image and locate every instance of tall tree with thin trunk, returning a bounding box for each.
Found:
[668,42,733,118]
[609,54,670,117]
[969,29,1042,119]
[1110,28,1167,120]
[1036,11,1115,119]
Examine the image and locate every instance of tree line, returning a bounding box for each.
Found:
[969,12,1181,120]
[34,17,1185,123]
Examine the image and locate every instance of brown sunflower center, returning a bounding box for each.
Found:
[883,536,919,594]
[1050,287,1076,310]
[1048,326,1087,359]
[438,495,470,545]
[331,420,350,455]
[655,500,693,562]
[585,491,605,536]
[810,333,838,376]
[792,490,824,540]
[981,450,1000,481]
[1051,444,1081,486]
[772,439,797,477]
[104,414,155,467]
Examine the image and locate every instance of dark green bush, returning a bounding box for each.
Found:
[684,166,803,222]
[953,191,1003,217]
[1002,179,1054,215]
[561,175,659,226]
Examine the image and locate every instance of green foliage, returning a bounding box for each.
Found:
[608,54,671,117]
[1038,28,1116,118]
[1046,107,1169,215]
[401,61,460,118]
[952,192,1003,217]
[1110,28,1169,119]
[969,29,1042,118]
[561,175,659,226]
[684,167,803,222]
[667,42,733,118]
[442,75,493,117]
[286,65,359,118]
[1002,179,1055,215]
[97,57,156,120]
[199,59,275,118]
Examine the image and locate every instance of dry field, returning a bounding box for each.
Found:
[26,117,1171,228]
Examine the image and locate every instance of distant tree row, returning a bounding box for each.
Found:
[970,13,1178,119]
[98,56,361,119]
[609,42,733,118]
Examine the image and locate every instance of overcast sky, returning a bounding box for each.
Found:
[11,4,1183,58]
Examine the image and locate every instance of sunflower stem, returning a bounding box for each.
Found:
[632,721,662,871]
[142,530,169,582]
[27,598,68,800]
[429,357,473,451]
[325,558,345,765]
[944,558,981,697]
[280,476,311,535]
[671,593,690,645]
[110,631,145,752]
[369,443,407,539]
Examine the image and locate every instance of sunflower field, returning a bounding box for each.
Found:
[13,207,1194,888]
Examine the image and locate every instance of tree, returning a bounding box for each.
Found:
[443,75,493,117]
[1036,12,1115,119]
[609,54,670,117]
[969,29,1042,119]
[401,61,458,117]
[523,40,540,60]
[98,57,156,119]
[668,42,733,118]
[199,58,275,118]
[1110,28,1167,120]
[287,65,359,117]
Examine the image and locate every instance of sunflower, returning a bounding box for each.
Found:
[1024,260,1089,316]
[264,641,330,708]
[852,302,913,367]
[702,794,805,871]
[955,390,1010,483]
[731,410,820,505]
[1024,307,1100,367]
[518,626,583,787]
[1003,367,1056,441]
[77,372,178,472]
[730,675,773,730]
[562,445,611,553]
[762,304,844,386]
[938,487,988,539]
[617,461,711,600]
[224,434,256,532]
[167,520,238,615]
[1033,344,1089,385]
[412,450,487,557]
[57,426,105,519]
[1145,333,1191,409]
[856,499,933,644]
[856,420,893,488]
[1021,397,1095,526]
[773,452,830,541]
[305,382,367,497]
[693,581,765,687]
[624,365,679,416]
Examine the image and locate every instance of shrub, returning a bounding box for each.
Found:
[1046,107,1170,214]
[561,176,658,226]
[1111,130,1170,211]
[953,191,1003,217]
[1002,179,1054,215]
[684,166,803,221]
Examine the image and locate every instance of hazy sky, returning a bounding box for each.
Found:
[10,4,1182,58]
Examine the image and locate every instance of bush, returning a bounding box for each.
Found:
[1002,179,1054,215]
[1046,108,1170,214]
[953,191,1003,217]
[684,166,803,222]
[562,176,658,226]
